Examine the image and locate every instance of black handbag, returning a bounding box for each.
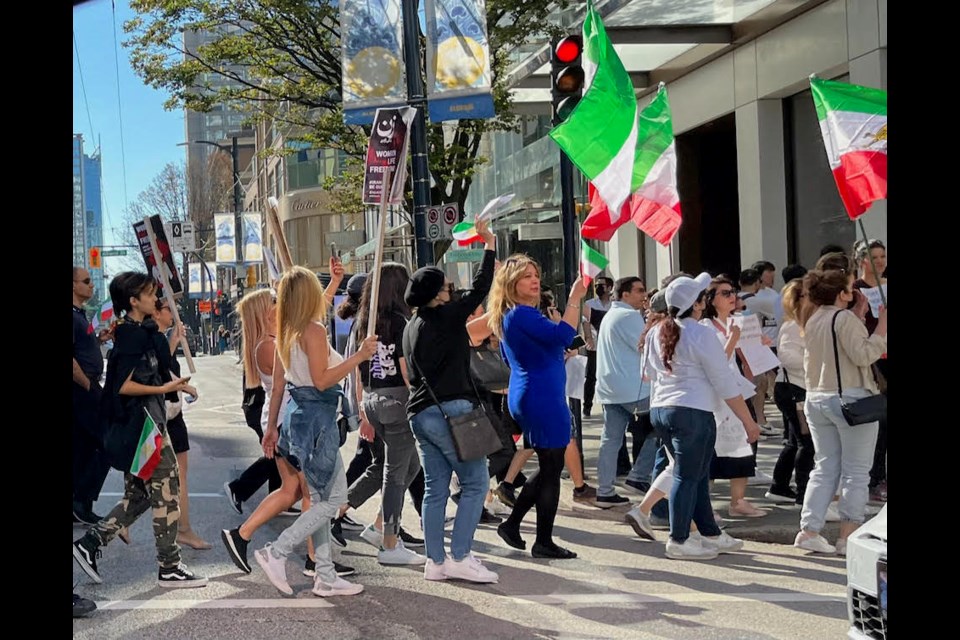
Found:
[831,311,887,426]
[469,341,511,391]
[408,333,502,462]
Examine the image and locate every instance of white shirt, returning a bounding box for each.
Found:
[643,317,742,413]
[285,324,346,387]
[746,288,781,344]
[776,320,805,388]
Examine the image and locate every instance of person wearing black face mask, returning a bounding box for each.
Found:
[581,277,613,418]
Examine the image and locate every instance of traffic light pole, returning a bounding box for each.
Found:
[401,0,434,268]
[559,147,584,468]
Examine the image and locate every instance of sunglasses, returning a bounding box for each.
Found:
[76,278,92,285]
[716,288,737,298]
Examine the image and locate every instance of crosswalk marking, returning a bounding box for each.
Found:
[95,598,335,610]
[510,592,846,605]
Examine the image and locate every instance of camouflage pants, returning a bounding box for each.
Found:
[88,432,182,568]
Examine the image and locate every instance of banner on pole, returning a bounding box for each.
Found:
[243,212,263,264]
[424,0,496,122]
[363,107,417,206]
[214,213,237,264]
[188,263,216,300]
[340,0,408,125]
[133,215,184,298]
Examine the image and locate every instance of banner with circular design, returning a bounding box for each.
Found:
[340,0,408,125]
[424,0,496,122]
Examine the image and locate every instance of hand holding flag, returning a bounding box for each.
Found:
[451,193,514,246]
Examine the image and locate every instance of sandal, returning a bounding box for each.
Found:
[728,500,767,518]
[117,527,131,545]
[177,530,213,550]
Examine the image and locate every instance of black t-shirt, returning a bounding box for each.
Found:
[358,312,408,389]
[73,305,103,378]
[404,250,495,417]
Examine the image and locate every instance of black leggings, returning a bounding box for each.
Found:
[771,382,815,502]
[504,447,566,546]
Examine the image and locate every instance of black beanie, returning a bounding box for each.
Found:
[405,267,446,307]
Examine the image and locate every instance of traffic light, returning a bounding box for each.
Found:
[551,35,584,125]
[89,247,101,269]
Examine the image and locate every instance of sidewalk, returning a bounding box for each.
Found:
[563,405,881,545]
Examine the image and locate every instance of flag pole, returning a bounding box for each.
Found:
[856,217,887,307]
[144,218,196,374]
[265,197,294,272]
[367,165,393,340]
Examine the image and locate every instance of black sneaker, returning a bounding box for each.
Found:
[479,509,502,525]
[493,482,517,508]
[72,507,103,527]
[223,481,242,515]
[451,491,462,505]
[330,519,347,548]
[338,514,365,531]
[158,563,209,588]
[221,528,252,574]
[764,487,799,503]
[398,527,424,547]
[573,483,598,504]
[594,494,630,509]
[623,479,650,494]
[305,557,357,578]
[73,536,103,584]
[73,593,97,618]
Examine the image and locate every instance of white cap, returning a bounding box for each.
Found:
[665,272,713,315]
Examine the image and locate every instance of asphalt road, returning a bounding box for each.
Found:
[73,353,852,639]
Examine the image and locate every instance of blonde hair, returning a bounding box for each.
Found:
[237,289,274,389]
[780,278,804,324]
[487,254,541,338]
[275,266,328,370]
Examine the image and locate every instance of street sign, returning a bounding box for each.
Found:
[100,249,127,257]
[167,220,197,253]
[444,248,485,262]
[426,203,457,240]
[198,300,212,313]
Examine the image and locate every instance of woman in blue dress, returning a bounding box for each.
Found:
[488,255,588,559]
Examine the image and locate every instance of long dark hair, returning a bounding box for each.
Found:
[109,271,157,316]
[355,263,412,341]
[640,292,705,373]
[336,291,362,320]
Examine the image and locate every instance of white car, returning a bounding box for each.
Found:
[847,504,887,640]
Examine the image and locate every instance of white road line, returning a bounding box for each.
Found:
[95,598,335,610]
[510,592,846,605]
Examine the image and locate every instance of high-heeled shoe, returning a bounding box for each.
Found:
[531,542,577,559]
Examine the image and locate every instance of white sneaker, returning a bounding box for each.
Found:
[360,524,384,549]
[835,538,847,556]
[443,553,499,583]
[378,540,427,566]
[825,503,841,522]
[700,531,744,553]
[312,576,364,597]
[758,423,779,436]
[665,537,719,560]
[794,531,836,554]
[254,547,293,595]
[486,496,512,516]
[625,506,656,541]
[748,470,774,486]
[424,558,447,581]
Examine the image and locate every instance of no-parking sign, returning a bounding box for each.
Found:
[425,203,458,240]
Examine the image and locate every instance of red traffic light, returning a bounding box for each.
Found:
[555,36,582,64]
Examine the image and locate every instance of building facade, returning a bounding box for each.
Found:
[73,134,106,305]
[466,0,887,294]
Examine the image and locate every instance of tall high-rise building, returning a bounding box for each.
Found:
[72,133,106,307]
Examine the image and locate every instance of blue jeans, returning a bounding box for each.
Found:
[651,406,722,542]
[410,399,489,564]
[598,403,649,496]
[800,389,879,533]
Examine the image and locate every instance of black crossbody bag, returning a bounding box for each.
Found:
[831,311,887,425]
[407,321,502,462]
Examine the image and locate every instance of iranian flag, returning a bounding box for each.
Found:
[581,88,682,245]
[131,408,163,480]
[810,76,887,219]
[550,3,682,246]
[451,220,481,246]
[579,239,609,284]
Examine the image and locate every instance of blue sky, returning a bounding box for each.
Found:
[73,0,184,248]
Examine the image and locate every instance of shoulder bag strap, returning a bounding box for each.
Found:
[405,317,451,421]
[831,310,844,397]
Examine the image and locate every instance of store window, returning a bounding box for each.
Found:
[784,75,855,269]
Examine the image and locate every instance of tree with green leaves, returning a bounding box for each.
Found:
[125,0,567,227]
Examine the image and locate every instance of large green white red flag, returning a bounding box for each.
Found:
[810,76,887,219]
[579,239,609,285]
[131,408,163,480]
[550,2,681,246]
